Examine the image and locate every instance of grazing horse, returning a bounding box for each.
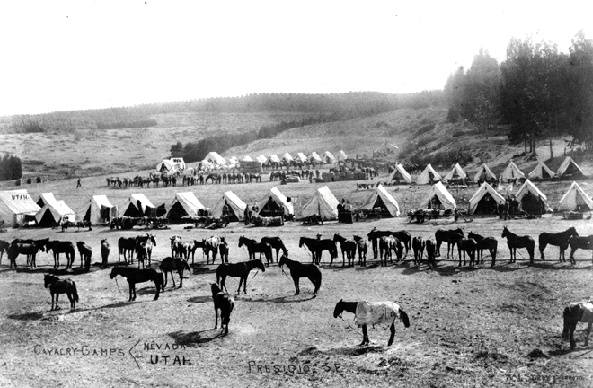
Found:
[539,227,579,262]
[260,236,288,262]
[425,240,437,269]
[44,274,78,311]
[238,236,273,266]
[333,299,410,347]
[278,254,322,295]
[110,267,163,301]
[215,259,266,294]
[204,236,221,264]
[468,232,498,267]
[412,237,425,267]
[568,235,593,265]
[160,257,190,288]
[118,237,137,263]
[100,239,110,266]
[353,235,367,266]
[0,240,10,264]
[46,240,76,269]
[458,238,478,267]
[298,237,337,265]
[501,226,535,264]
[435,228,464,260]
[218,238,229,264]
[76,242,92,270]
[332,234,357,267]
[136,234,156,266]
[211,283,234,335]
[562,302,593,349]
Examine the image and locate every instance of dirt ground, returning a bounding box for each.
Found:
[1,211,593,387]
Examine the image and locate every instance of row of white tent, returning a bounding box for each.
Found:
[202,150,349,168]
[392,157,586,184]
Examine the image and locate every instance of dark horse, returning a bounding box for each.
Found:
[562,302,593,350]
[44,274,79,311]
[353,235,368,266]
[468,232,498,267]
[435,228,464,260]
[46,240,76,269]
[411,236,425,267]
[501,226,535,264]
[76,242,92,270]
[110,267,163,301]
[278,254,322,295]
[539,227,579,262]
[333,299,410,346]
[238,236,273,266]
[261,236,288,262]
[568,234,593,265]
[118,237,137,263]
[160,257,190,288]
[298,236,337,265]
[9,238,48,268]
[0,239,10,264]
[211,283,234,335]
[332,234,357,267]
[215,259,266,294]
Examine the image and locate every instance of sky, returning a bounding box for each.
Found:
[0,0,591,116]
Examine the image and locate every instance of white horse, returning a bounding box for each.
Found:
[563,302,593,349]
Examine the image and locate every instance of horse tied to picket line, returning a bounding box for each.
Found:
[0,239,10,265]
[238,236,273,266]
[367,229,411,259]
[539,227,579,262]
[118,237,137,264]
[110,267,163,301]
[425,240,437,269]
[352,235,367,266]
[501,226,535,264]
[568,234,593,265]
[46,240,76,269]
[298,236,337,265]
[333,299,410,347]
[8,238,48,268]
[218,238,229,264]
[278,254,322,295]
[260,236,288,262]
[379,236,402,266]
[100,239,110,266]
[411,236,425,267]
[204,236,221,264]
[468,232,498,267]
[434,228,464,260]
[332,234,357,267]
[135,234,156,266]
[457,238,478,267]
[215,259,266,294]
[562,301,593,350]
[211,283,234,335]
[44,274,79,311]
[160,257,190,288]
[76,242,92,270]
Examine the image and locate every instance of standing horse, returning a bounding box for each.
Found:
[468,232,498,267]
[353,235,367,266]
[76,242,92,270]
[367,228,393,260]
[411,237,425,267]
[539,227,579,262]
[44,274,79,311]
[10,239,47,268]
[160,257,190,288]
[218,238,229,264]
[568,235,593,265]
[260,236,288,262]
[46,241,76,269]
[425,240,437,269]
[110,267,163,301]
[562,302,593,349]
[332,234,357,267]
[278,254,322,295]
[0,240,10,264]
[118,237,137,263]
[100,239,110,266]
[435,228,464,260]
[170,235,183,258]
[136,234,156,266]
[238,236,273,266]
[333,300,410,346]
[392,231,411,257]
[501,226,535,264]
[215,259,265,294]
[189,239,207,265]
[458,238,478,267]
[211,283,234,335]
[204,236,221,264]
[298,237,337,265]
[379,236,400,266]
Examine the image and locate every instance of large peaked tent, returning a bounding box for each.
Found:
[515,180,548,214]
[528,160,556,180]
[282,153,294,163]
[473,163,497,183]
[468,182,505,215]
[309,152,323,164]
[256,155,268,164]
[156,159,174,173]
[296,153,308,163]
[444,163,467,181]
[557,156,586,179]
[417,164,442,185]
[202,152,226,166]
[501,161,525,182]
[391,163,412,184]
[338,150,348,160]
[259,187,294,217]
[84,195,117,224]
[301,186,340,220]
[558,181,593,211]
[323,151,336,164]
[36,193,76,226]
[268,154,281,164]
[424,181,456,210]
[362,185,401,217]
[0,189,40,226]
[167,192,206,223]
[212,191,247,222]
[123,194,155,217]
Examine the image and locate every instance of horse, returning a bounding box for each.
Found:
[238,236,273,266]
[366,228,393,260]
[411,237,425,267]
[136,234,156,266]
[170,235,183,259]
[211,283,234,335]
[260,236,288,262]
[110,267,163,301]
[75,242,92,270]
[298,237,337,265]
[215,259,266,294]
[352,235,367,266]
[379,236,402,266]
[333,299,410,347]
[44,274,78,311]
[189,239,207,265]
[562,302,593,349]
[100,239,110,266]
[501,226,535,264]
[46,240,76,269]
[391,231,411,257]
[539,227,579,262]
[468,232,498,267]
[0,240,9,265]
[218,238,229,264]
[118,237,137,264]
[425,240,437,269]
[568,235,593,265]
[435,228,464,260]
[160,257,190,288]
[9,239,47,268]
[458,238,478,267]
[278,254,322,295]
[135,241,148,269]
[204,236,221,264]
[332,234,357,267]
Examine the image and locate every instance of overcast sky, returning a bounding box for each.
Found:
[0,0,591,116]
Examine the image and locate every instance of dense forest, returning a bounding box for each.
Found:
[445,32,593,154]
[0,154,22,180]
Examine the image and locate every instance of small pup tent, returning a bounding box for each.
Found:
[501,161,525,182]
[0,189,40,226]
[473,163,497,183]
[468,182,506,215]
[444,163,467,182]
[282,153,294,164]
[424,181,456,210]
[309,152,323,164]
[391,163,412,184]
[256,155,268,164]
[300,186,340,220]
[362,185,401,217]
[323,151,336,164]
[557,156,586,179]
[558,181,593,212]
[167,192,206,223]
[123,194,155,217]
[515,180,548,215]
[295,153,308,164]
[84,195,117,224]
[417,164,442,185]
[36,193,76,226]
[528,160,556,180]
[259,187,294,218]
[212,191,247,222]
[338,150,348,160]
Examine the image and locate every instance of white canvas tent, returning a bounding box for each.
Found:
[296,153,308,163]
[202,152,226,166]
[444,163,467,181]
[212,191,247,221]
[417,164,442,185]
[501,161,525,182]
[362,185,401,217]
[338,150,348,160]
[282,153,294,163]
[36,193,76,226]
[241,155,253,163]
[528,160,556,180]
[516,180,548,213]
[268,154,281,164]
[156,159,174,173]
[468,182,506,215]
[557,156,586,178]
[391,163,412,184]
[309,152,323,164]
[424,181,456,210]
[259,187,294,217]
[558,181,593,211]
[256,155,268,164]
[473,163,497,183]
[167,192,206,222]
[123,194,155,217]
[323,151,336,164]
[84,195,117,224]
[300,186,340,220]
[0,189,40,226]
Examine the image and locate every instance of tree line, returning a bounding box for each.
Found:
[445,32,593,154]
[0,154,22,180]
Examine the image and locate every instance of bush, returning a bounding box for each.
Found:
[0,154,22,180]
